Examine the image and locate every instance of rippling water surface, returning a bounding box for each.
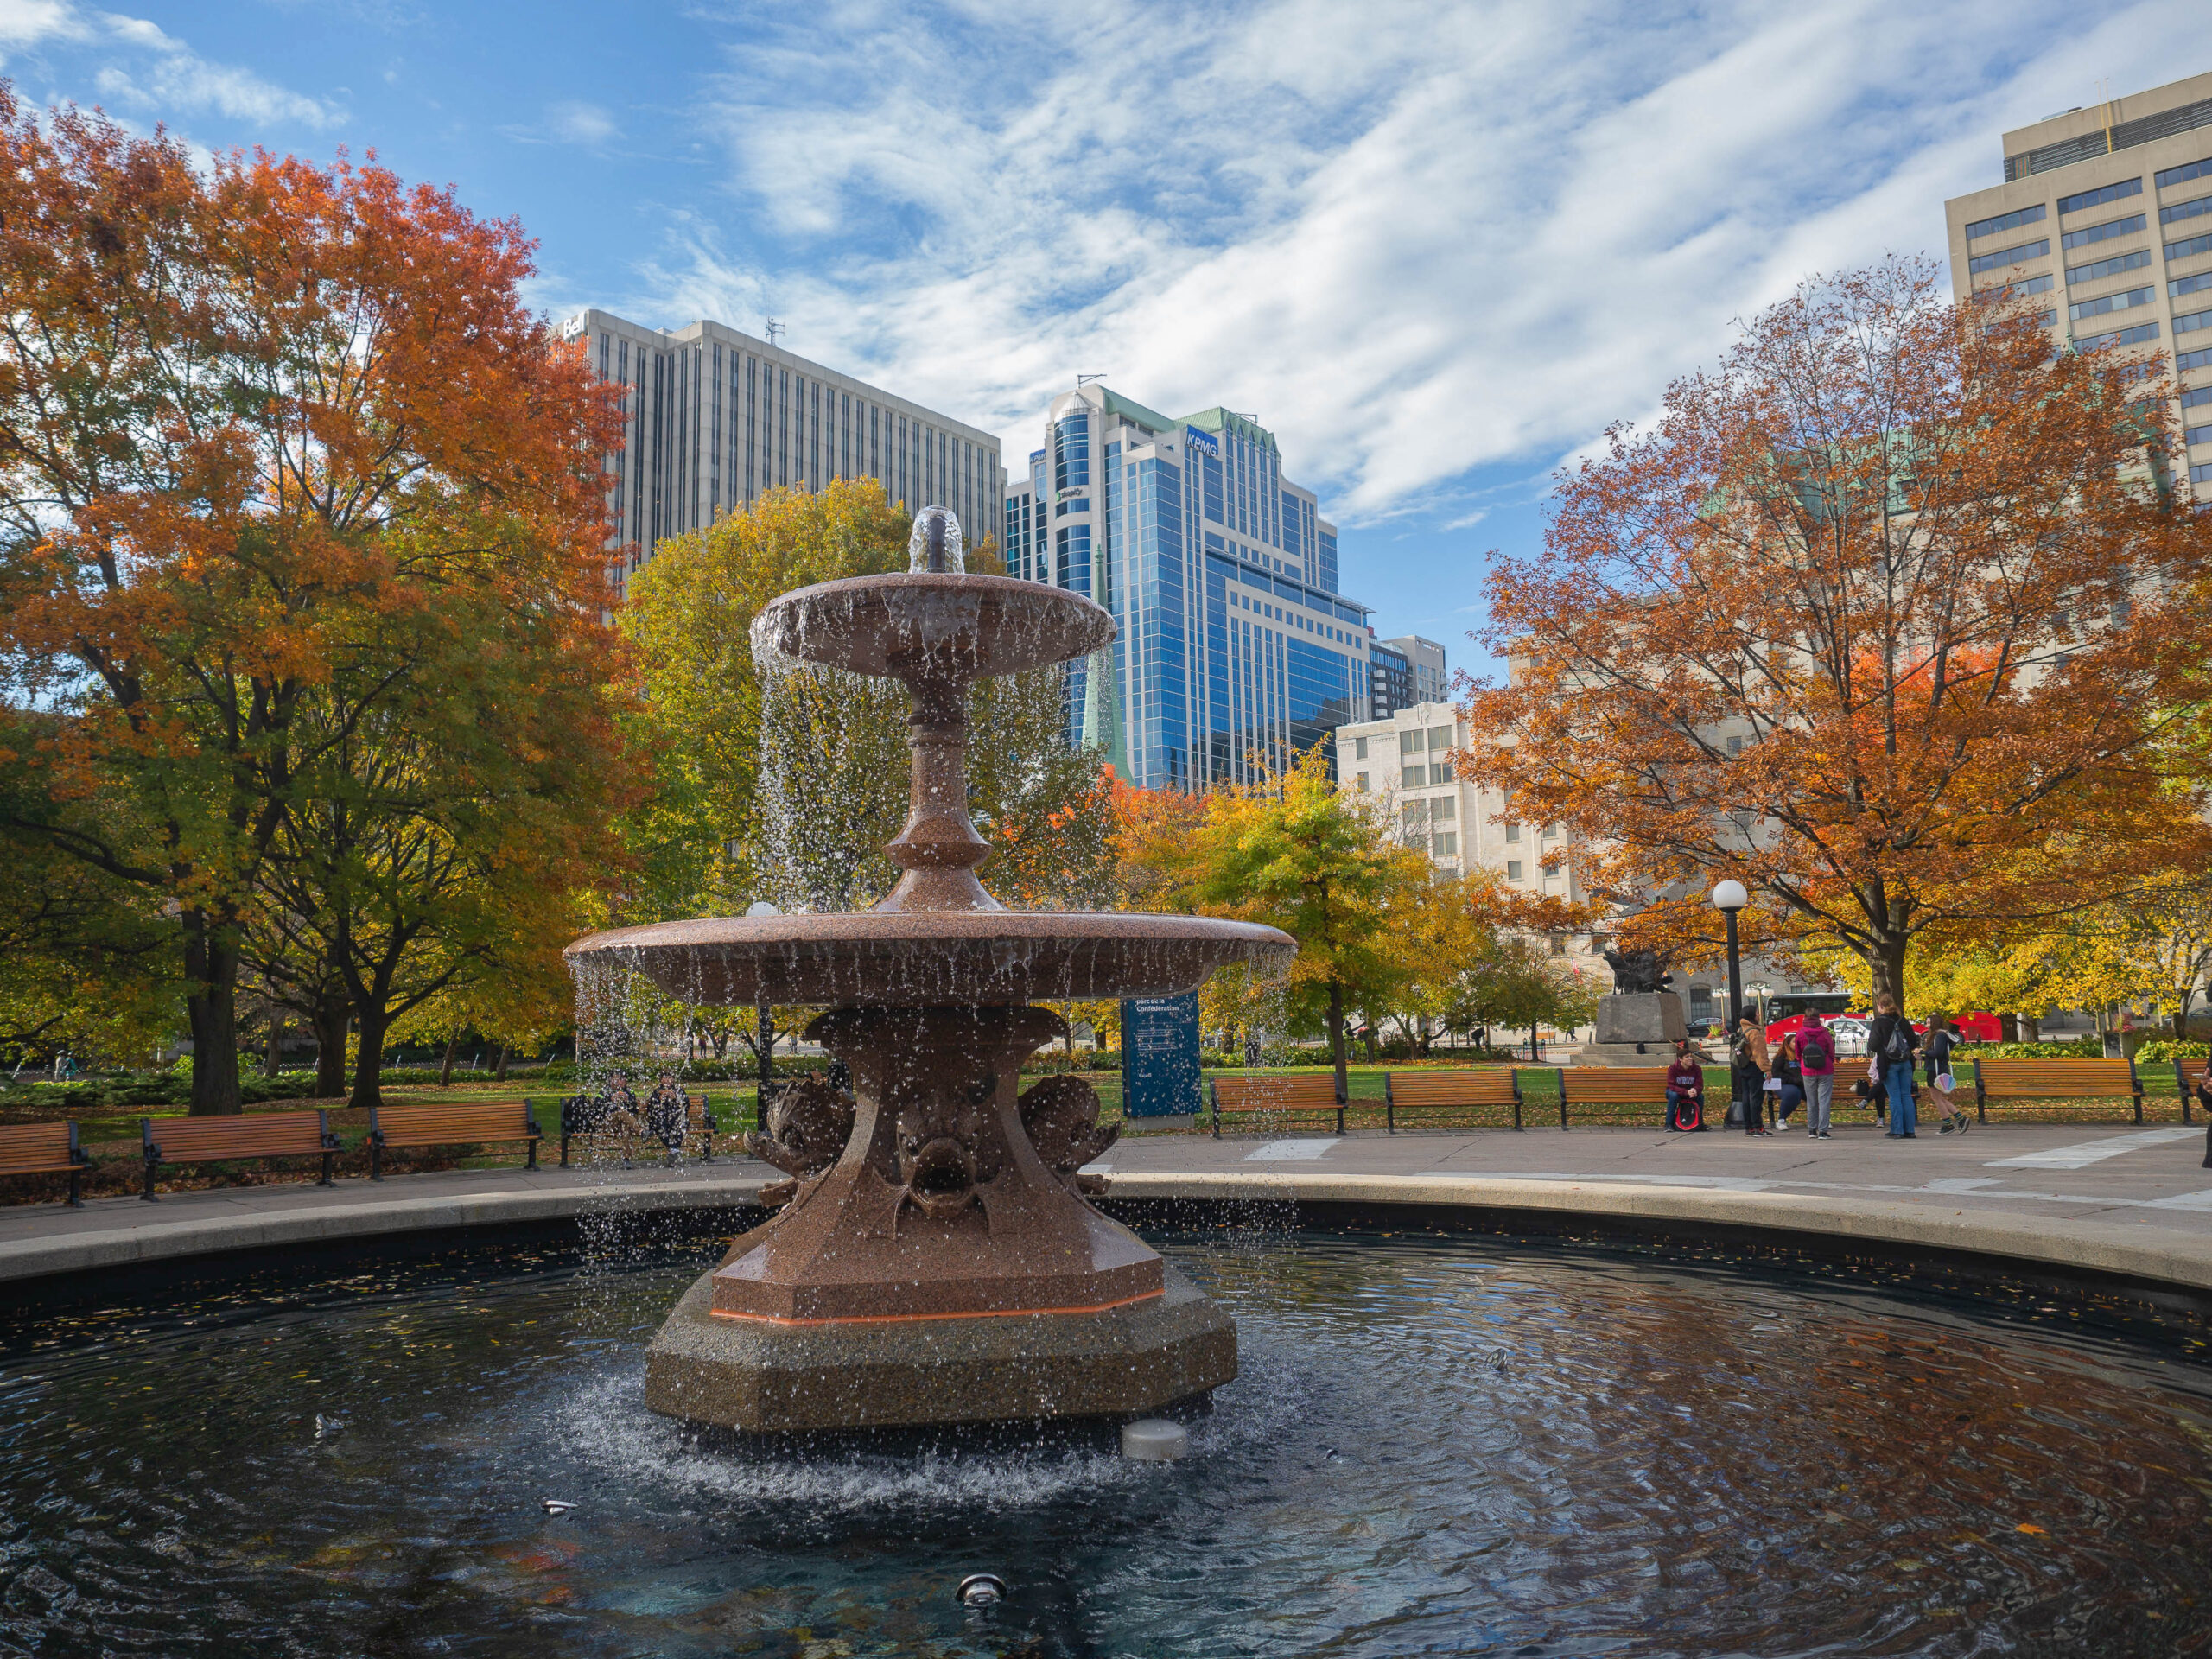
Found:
[1,1217,2207,1657]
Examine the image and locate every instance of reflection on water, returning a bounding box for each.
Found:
[0,1221,2206,1657]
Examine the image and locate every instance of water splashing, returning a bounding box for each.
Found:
[907,505,963,574]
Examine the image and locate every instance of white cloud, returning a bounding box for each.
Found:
[548,99,616,145]
[626,0,2204,524]
[6,3,339,126]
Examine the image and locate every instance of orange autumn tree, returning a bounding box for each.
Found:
[1465,257,2212,1005]
[0,90,624,1110]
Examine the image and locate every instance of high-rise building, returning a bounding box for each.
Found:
[1368,640,1414,718]
[1942,72,2212,493]
[563,309,1006,592]
[1002,385,1374,790]
[1380,635,1449,705]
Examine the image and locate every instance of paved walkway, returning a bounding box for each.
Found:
[3,1122,2209,1292]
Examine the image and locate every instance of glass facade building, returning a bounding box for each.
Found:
[1004,386,1372,790]
[565,308,1005,594]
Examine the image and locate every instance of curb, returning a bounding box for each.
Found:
[0,1175,773,1284]
[1099,1172,2212,1297]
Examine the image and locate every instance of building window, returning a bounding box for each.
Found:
[2170,232,2212,264]
[1548,933,1567,957]
[1991,272,2055,297]
[1541,823,1558,841]
[1726,734,1743,755]
[1506,860,1523,881]
[1967,238,2049,275]
[1356,772,1370,792]
[2057,177,2142,215]
[2158,156,2212,190]
[2078,321,2160,351]
[2162,194,2212,228]
[1433,831,1457,857]
[2192,461,2212,486]
[2188,424,2212,447]
[1964,203,2045,240]
[1430,796,1455,821]
[1402,764,1426,788]
[2182,385,2212,410]
[1427,724,1452,753]
[2061,214,2146,251]
[1353,735,1369,760]
[2179,346,2212,372]
[2069,286,2154,321]
[2066,249,2150,284]
[1504,822,1520,842]
[2173,271,2212,301]
[1688,985,1713,1023]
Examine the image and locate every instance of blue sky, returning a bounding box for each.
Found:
[1,0,2202,669]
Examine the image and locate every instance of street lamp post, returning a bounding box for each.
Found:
[1712,880,1748,1034]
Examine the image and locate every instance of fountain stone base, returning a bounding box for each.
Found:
[644,1259,1236,1433]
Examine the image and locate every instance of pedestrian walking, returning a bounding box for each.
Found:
[1926,1015,1970,1134]
[1796,1012,1837,1138]
[1866,994,1921,1139]
[1732,1016,1770,1135]
[1665,1038,1707,1132]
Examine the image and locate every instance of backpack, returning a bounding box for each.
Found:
[1799,1030,1833,1075]
[1881,1020,1914,1065]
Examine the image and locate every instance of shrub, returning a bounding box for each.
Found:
[1969,1038,2103,1059]
[2135,1039,2210,1063]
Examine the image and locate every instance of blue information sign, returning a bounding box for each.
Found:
[1121,993,1202,1117]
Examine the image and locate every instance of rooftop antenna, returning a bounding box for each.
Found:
[766,318,785,346]
[1076,372,1106,387]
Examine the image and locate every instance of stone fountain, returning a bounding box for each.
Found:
[564,509,1294,1433]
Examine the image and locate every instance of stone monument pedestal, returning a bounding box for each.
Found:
[1572,991,1688,1066]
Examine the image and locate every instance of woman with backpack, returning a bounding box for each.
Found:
[1796,1012,1837,1138]
[1866,993,1921,1139]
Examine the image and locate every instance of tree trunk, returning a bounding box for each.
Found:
[2021,1013,2041,1041]
[349,1005,389,1113]
[1867,936,1910,1011]
[2174,993,2195,1040]
[262,1018,283,1080]
[313,987,350,1098]
[439,1031,460,1087]
[1999,1012,2020,1044]
[183,919,243,1116]
[493,1042,510,1082]
[756,999,774,1090]
[1326,979,1348,1104]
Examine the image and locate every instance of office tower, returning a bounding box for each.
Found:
[1943,71,2212,493]
[563,309,1007,592]
[1002,385,1374,790]
[1380,635,1448,705]
[1368,640,1415,718]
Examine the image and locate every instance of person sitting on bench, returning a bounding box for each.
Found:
[1665,1039,1707,1133]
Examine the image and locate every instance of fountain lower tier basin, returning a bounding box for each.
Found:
[645,1259,1236,1433]
[565,910,1292,1005]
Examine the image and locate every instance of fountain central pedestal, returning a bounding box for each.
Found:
[567,510,1292,1432]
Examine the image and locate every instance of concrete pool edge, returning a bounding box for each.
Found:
[3,1168,2210,1306]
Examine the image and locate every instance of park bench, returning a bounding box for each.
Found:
[141,1109,340,1200]
[1554,1066,1675,1129]
[368,1099,541,1179]
[559,1091,713,1167]
[1382,1069,1522,1131]
[1210,1073,1344,1136]
[1972,1058,2145,1125]
[0,1122,92,1206]
[2174,1057,2207,1126]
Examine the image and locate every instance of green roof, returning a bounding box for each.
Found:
[1178,406,1280,454]
[1097,388,1179,435]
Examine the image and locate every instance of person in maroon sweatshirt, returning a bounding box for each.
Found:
[1665,1038,1707,1132]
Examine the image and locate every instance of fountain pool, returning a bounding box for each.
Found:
[3,1214,2206,1656]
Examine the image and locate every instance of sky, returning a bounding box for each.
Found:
[0,0,2202,670]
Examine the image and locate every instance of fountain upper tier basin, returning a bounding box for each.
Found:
[753,571,1114,681]
[564,912,1291,1007]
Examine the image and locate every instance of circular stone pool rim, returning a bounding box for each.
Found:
[5,1171,2212,1314]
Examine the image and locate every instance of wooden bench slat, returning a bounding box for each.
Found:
[1384,1069,1522,1132]
[0,1122,87,1194]
[139,1110,335,1201]
[1973,1058,2146,1126]
[368,1100,540,1178]
[1211,1074,1344,1136]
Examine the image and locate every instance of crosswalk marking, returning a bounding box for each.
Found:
[1243,1139,1340,1162]
[1984,1128,2200,1170]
